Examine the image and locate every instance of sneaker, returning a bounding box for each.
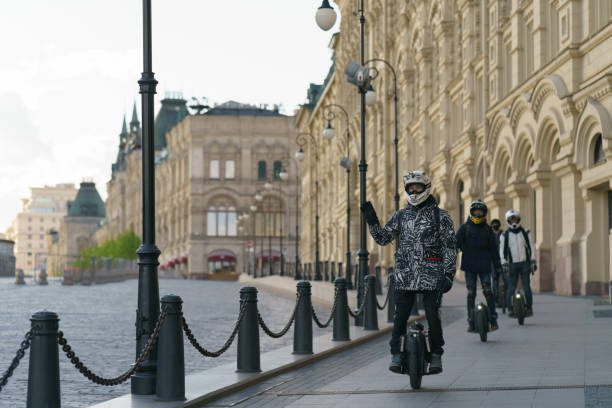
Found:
[389,353,402,373]
[490,319,499,331]
[429,353,442,374]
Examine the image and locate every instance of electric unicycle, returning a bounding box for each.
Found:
[400,322,440,389]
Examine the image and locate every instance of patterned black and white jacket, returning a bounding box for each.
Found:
[367,196,457,292]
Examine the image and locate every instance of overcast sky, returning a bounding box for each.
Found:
[0,1,341,232]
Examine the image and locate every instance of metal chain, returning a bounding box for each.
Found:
[183,300,248,358]
[311,289,339,328]
[0,331,31,393]
[347,284,370,318]
[57,307,169,386]
[376,289,390,310]
[258,292,302,338]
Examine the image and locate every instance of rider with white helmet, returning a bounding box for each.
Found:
[361,170,457,374]
[499,209,536,316]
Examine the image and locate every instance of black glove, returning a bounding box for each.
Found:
[360,201,380,226]
[530,262,537,275]
[441,273,453,293]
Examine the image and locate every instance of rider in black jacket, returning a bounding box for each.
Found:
[456,200,502,332]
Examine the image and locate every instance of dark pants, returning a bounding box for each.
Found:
[509,261,533,307]
[492,263,511,309]
[465,269,497,321]
[390,290,444,355]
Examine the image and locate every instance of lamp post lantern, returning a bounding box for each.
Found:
[295,132,321,281]
[322,104,353,290]
[132,0,160,395]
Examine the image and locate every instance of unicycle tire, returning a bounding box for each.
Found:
[518,314,525,325]
[477,310,488,342]
[407,336,423,389]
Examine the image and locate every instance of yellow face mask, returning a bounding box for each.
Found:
[470,215,485,224]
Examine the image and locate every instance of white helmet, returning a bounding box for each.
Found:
[403,170,431,206]
[505,209,521,229]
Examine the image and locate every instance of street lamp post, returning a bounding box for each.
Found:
[322,104,353,289]
[295,132,321,281]
[264,180,273,275]
[283,158,301,280]
[132,0,160,395]
[316,0,369,325]
[365,58,400,211]
[279,168,289,276]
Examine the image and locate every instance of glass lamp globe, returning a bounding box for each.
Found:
[264,180,272,189]
[323,122,334,140]
[255,193,263,202]
[365,86,376,106]
[279,169,289,181]
[315,0,337,31]
[250,204,257,212]
[295,148,305,161]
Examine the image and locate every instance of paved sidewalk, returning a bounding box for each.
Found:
[209,280,612,408]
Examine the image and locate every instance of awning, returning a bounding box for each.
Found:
[256,249,281,262]
[207,249,237,263]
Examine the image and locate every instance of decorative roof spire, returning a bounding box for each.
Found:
[120,115,128,140]
[129,102,140,132]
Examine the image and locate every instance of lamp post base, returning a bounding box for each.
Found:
[131,367,156,395]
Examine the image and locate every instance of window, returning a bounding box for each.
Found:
[28,218,32,222]
[40,217,43,222]
[206,206,238,237]
[28,226,32,232]
[28,244,32,249]
[273,161,282,180]
[225,160,235,179]
[593,134,606,165]
[209,160,220,179]
[258,161,267,180]
[40,235,43,240]
[28,234,31,239]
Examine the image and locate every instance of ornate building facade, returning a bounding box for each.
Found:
[297,0,612,296]
[104,98,300,279]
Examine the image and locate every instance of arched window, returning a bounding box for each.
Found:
[273,161,282,180]
[593,133,606,166]
[209,160,220,179]
[258,161,267,180]
[206,205,238,237]
[206,207,217,236]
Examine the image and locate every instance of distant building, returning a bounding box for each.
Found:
[0,239,16,277]
[5,184,78,275]
[46,181,106,276]
[103,96,300,279]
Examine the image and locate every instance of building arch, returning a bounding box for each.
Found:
[573,97,612,170]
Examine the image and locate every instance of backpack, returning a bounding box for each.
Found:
[503,228,531,264]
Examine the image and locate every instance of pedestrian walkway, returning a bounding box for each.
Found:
[210,280,612,408]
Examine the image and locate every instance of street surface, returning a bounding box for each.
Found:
[209,281,612,408]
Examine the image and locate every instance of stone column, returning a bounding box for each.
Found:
[551,160,584,295]
[527,170,554,292]
[580,188,610,295]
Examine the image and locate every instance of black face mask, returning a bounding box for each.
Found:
[492,224,500,231]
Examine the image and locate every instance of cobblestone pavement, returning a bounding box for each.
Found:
[209,283,612,408]
[0,278,332,408]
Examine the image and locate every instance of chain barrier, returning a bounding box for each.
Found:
[257,292,302,338]
[311,289,339,328]
[183,300,248,358]
[376,289,390,310]
[347,284,369,318]
[0,331,32,393]
[57,307,169,386]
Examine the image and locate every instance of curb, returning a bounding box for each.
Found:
[185,314,425,407]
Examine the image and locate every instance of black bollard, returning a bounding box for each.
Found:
[386,267,395,323]
[375,265,383,295]
[338,262,343,279]
[354,262,364,326]
[324,261,329,281]
[363,275,379,330]
[293,281,313,354]
[156,295,185,401]
[237,286,261,372]
[331,262,336,282]
[27,311,60,408]
[332,277,350,341]
[346,262,353,290]
[308,263,312,281]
